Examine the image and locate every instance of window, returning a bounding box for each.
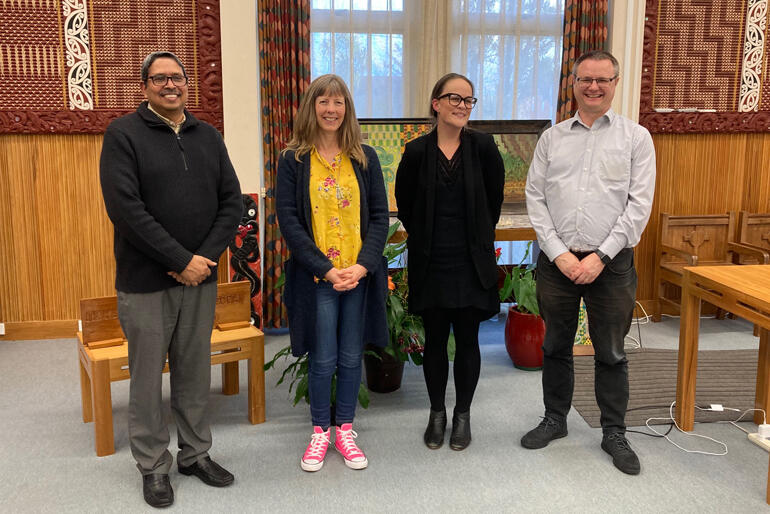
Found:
[452,0,563,120]
[311,0,406,117]
[310,0,564,121]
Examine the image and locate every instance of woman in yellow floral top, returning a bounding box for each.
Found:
[276,75,389,473]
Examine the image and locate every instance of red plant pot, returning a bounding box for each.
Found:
[504,305,545,370]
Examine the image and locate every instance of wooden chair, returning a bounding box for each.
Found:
[652,212,762,321]
[735,211,770,264]
[77,281,265,456]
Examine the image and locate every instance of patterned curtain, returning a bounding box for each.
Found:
[258,0,311,329]
[555,0,609,122]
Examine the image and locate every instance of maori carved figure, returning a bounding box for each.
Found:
[229,194,261,327]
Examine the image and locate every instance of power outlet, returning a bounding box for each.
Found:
[748,433,770,452]
[0,322,5,336]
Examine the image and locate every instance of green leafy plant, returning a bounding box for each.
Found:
[383,221,427,365]
[264,347,370,408]
[498,241,539,316]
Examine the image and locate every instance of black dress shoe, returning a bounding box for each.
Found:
[178,457,234,487]
[449,410,471,451]
[143,473,173,508]
[423,408,447,449]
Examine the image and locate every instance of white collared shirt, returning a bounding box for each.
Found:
[525,109,656,261]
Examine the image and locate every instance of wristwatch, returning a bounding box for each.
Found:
[594,249,612,265]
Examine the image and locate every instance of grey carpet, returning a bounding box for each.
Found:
[573,348,758,428]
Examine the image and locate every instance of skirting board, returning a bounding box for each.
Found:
[0,320,78,341]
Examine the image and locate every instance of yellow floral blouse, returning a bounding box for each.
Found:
[309,147,362,272]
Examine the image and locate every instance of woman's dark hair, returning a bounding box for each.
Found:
[429,73,474,119]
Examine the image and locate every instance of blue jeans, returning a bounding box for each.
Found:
[308,280,366,428]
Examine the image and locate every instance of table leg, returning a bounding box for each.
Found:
[675,277,701,431]
[79,354,93,423]
[765,450,770,505]
[248,336,266,424]
[222,361,239,395]
[90,359,115,456]
[756,327,770,425]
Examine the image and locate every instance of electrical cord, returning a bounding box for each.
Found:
[637,402,768,455]
[644,401,728,456]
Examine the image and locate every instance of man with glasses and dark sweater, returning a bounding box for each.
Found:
[522,50,656,475]
[99,51,242,508]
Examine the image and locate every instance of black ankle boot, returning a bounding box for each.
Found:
[450,410,471,451]
[423,408,447,449]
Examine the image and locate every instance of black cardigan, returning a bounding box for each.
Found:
[99,102,242,293]
[394,128,505,312]
[276,146,389,356]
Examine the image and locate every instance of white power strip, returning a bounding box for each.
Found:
[748,433,770,452]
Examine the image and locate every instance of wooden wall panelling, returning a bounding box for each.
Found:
[744,134,770,212]
[0,134,115,326]
[635,133,764,313]
[0,135,45,322]
[1,134,237,339]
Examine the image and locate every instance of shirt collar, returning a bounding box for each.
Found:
[147,103,186,133]
[570,108,615,130]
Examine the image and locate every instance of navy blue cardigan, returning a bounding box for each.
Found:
[276,145,389,356]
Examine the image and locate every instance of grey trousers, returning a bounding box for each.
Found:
[117,281,216,475]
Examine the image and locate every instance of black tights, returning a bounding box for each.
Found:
[421,308,482,414]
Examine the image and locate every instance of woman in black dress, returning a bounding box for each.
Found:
[395,73,504,450]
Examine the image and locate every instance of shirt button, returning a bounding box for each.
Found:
[578,207,583,211]
[583,167,587,171]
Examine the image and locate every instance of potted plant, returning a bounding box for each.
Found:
[498,241,545,370]
[364,221,426,393]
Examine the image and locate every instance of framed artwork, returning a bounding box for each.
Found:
[359,118,551,214]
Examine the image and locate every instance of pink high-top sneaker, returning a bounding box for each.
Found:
[334,423,368,470]
[301,426,330,472]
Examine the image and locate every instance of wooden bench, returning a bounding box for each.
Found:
[652,212,769,321]
[77,281,265,456]
[736,211,770,264]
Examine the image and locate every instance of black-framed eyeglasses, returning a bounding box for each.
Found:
[148,74,188,87]
[437,93,478,109]
[574,76,618,87]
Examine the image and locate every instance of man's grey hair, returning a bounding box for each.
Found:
[140,51,187,83]
[572,50,620,77]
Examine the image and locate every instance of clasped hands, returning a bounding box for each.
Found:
[168,254,217,287]
[324,263,367,291]
[554,251,604,285]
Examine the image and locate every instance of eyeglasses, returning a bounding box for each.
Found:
[437,93,478,109]
[148,74,188,87]
[574,76,618,87]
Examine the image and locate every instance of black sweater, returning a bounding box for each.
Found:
[99,102,242,293]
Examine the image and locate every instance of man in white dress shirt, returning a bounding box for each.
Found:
[521,50,656,475]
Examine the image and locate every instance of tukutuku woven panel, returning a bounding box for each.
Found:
[640,0,770,133]
[0,0,223,134]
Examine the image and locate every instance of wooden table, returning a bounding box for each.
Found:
[389,213,536,242]
[674,265,770,503]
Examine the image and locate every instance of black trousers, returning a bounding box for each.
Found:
[536,248,637,434]
[421,307,482,414]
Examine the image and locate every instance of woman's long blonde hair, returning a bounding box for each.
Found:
[283,74,367,169]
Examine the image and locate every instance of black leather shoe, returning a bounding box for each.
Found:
[601,432,641,475]
[449,410,471,451]
[521,416,568,449]
[424,408,447,449]
[178,457,234,487]
[142,474,173,508]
